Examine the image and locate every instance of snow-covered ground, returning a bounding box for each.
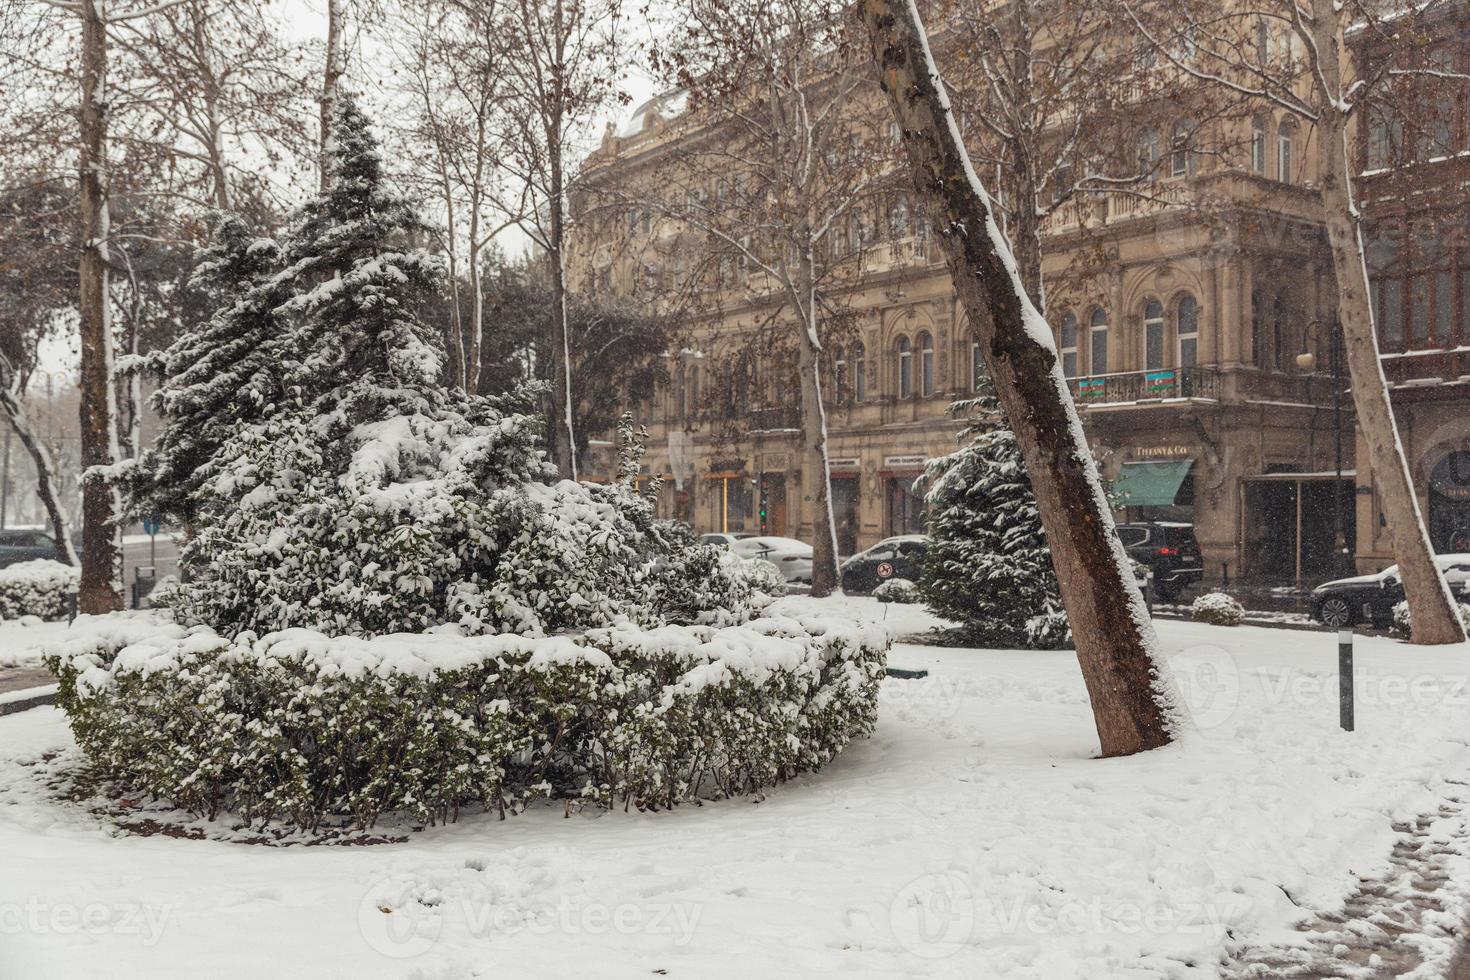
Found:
[3,601,1470,978]
[0,618,71,668]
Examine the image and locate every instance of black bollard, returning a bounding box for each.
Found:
[1338,629,1354,732]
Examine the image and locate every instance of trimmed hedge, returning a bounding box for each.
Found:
[47,606,887,830]
[874,578,920,604]
[0,559,78,621]
[1192,592,1245,627]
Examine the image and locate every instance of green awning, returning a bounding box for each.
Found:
[1114,459,1194,507]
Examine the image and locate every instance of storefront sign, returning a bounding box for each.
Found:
[883,454,927,469]
[1132,445,1193,459]
[827,457,861,471]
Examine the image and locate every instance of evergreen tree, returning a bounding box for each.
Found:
[130,216,284,523]
[917,387,1069,649]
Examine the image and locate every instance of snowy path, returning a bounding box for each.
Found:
[3,609,1470,978]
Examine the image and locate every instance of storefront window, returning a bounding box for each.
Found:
[886,477,924,536]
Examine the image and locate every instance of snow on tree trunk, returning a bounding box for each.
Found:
[795,233,840,596]
[1305,0,1464,646]
[861,0,1177,756]
[319,0,344,195]
[78,0,122,613]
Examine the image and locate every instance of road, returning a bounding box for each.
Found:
[119,533,180,607]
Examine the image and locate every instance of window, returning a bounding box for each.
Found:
[896,336,913,398]
[833,346,848,401]
[1177,294,1199,367]
[1059,313,1079,377]
[970,336,985,390]
[1255,17,1270,66]
[1272,294,1289,371]
[1277,120,1296,183]
[1144,299,1165,369]
[1090,309,1109,375]
[1170,122,1194,178]
[854,342,867,402]
[1138,129,1160,175]
[1251,114,1268,174]
[918,331,935,396]
[689,364,700,411]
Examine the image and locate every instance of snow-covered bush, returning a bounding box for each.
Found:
[1192,592,1245,627]
[1391,600,1470,640]
[873,577,919,604]
[0,559,78,621]
[47,607,888,829]
[916,390,1068,648]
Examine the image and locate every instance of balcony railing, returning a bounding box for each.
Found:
[747,406,801,432]
[1066,366,1221,406]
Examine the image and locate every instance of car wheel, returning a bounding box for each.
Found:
[1319,597,1354,628]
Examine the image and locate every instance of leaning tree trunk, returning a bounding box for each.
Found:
[78,0,122,613]
[1306,0,1464,645]
[794,232,840,595]
[1,396,78,567]
[862,0,1176,756]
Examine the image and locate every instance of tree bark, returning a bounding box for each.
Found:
[319,0,344,195]
[862,0,1176,756]
[546,5,577,481]
[1305,0,1465,645]
[78,0,123,612]
[0,394,78,567]
[795,232,840,595]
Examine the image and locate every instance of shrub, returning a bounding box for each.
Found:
[874,578,920,604]
[1192,592,1245,627]
[1391,600,1470,640]
[738,558,789,599]
[0,560,78,621]
[47,606,888,829]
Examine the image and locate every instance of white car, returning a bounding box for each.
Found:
[698,532,757,549]
[730,536,813,583]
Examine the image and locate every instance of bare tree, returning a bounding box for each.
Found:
[630,0,896,595]
[390,0,526,391]
[498,0,626,479]
[1119,0,1467,644]
[861,0,1178,755]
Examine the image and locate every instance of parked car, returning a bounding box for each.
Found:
[0,528,62,569]
[840,535,929,595]
[730,536,814,583]
[1311,553,1470,628]
[698,532,758,549]
[1114,522,1204,602]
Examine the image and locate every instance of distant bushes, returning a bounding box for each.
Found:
[874,578,919,604]
[1191,592,1245,627]
[1391,600,1470,641]
[0,560,77,621]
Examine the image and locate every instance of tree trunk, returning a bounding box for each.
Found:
[548,136,577,479]
[1305,0,1464,645]
[795,233,840,595]
[1,394,78,566]
[319,0,344,194]
[862,0,1176,756]
[78,0,122,613]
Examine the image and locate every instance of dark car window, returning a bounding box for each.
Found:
[1117,527,1148,548]
[1162,526,1199,548]
[897,541,926,557]
[865,546,896,562]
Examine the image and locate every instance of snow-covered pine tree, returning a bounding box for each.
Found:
[917,386,1069,649]
[129,216,284,524]
[273,92,444,430]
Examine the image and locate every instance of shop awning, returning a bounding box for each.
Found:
[1114,459,1194,507]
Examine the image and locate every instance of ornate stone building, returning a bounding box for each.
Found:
[567,12,1469,586]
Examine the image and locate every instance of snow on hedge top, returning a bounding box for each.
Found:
[0,559,79,588]
[47,608,889,699]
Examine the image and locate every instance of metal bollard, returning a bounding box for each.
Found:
[1338,629,1354,732]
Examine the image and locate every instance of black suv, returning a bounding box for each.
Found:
[1115,522,1203,602]
[840,535,929,595]
[0,528,62,569]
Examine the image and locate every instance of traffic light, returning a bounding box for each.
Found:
[758,476,769,533]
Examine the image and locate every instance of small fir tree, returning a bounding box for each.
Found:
[917,386,1069,649]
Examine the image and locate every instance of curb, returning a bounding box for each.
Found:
[0,685,59,717]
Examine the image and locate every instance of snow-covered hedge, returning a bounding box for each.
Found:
[47,606,887,830]
[1191,592,1245,627]
[0,559,78,621]
[874,578,919,604]
[1391,600,1470,641]
[739,558,789,599]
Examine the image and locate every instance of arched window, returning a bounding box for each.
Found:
[970,334,985,390]
[1177,294,1199,367]
[918,331,935,396]
[1272,294,1289,371]
[676,365,687,420]
[1277,120,1296,183]
[1089,308,1109,375]
[1059,313,1079,377]
[689,364,700,412]
[896,336,913,398]
[1144,299,1166,369]
[833,346,847,401]
[1251,114,1269,174]
[854,342,867,402]
[1138,129,1160,175]
[1170,121,1194,178]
